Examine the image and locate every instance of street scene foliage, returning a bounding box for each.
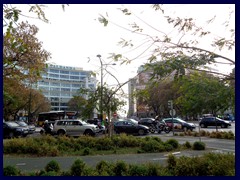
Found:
[4,152,235,176]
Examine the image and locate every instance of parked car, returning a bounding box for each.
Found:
[138,118,157,133]
[86,119,105,133]
[223,114,235,122]
[116,118,139,124]
[199,117,231,128]
[114,120,149,135]
[3,121,29,138]
[52,119,99,137]
[162,118,196,131]
[16,121,36,134]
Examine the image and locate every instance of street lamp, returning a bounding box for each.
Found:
[96,54,116,122]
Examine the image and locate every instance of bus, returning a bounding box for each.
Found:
[37,111,78,126]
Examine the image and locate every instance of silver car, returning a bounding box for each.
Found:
[53,119,98,136]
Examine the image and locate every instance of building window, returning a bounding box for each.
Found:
[70,71,79,75]
[49,74,59,78]
[49,69,59,73]
[60,75,69,79]
[61,83,71,87]
[70,76,79,80]
[72,84,80,88]
[60,70,69,74]
[50,92,60,96]
[51,82,60,86]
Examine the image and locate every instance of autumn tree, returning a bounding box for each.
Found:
[3,4,53,120]
[3,78,50,121]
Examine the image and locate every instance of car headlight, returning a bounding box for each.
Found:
[16,128,23,132]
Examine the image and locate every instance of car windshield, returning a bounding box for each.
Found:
[17,121,27,126]
[80,120,88,125]
[126,118,138,124]
[175,118,187,123]
[216,117,224,121]
[6,122,20,127]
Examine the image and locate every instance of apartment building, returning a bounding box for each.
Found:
[36,64,97,111]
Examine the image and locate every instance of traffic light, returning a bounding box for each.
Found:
[168,100,173,109]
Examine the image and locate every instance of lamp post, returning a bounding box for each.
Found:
[96,54,103,122]
[96,54,116,125]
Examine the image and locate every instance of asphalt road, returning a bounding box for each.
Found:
[3,135,235,173]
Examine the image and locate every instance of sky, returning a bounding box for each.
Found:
[9,4,235,116]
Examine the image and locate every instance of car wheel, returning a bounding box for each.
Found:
[84,129,94,136]
[57,130,65,136]
[221,124,227,128]
[9,132,14,139]
[149,125,155,133]
[200,124,206,128]
[138,129,145,135]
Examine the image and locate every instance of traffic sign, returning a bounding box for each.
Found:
[169,109,176,116]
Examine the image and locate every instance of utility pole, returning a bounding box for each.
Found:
[168,100,174,136]
[96,54,103,123]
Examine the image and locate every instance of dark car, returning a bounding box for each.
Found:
[3,121,29,138]
[162,118,196,131]
[114,120,149,135]
[138,118,156,126]
[138,118,157,133]
[87,119,101,125]
[16,121,36,134]
[199,117,231,128]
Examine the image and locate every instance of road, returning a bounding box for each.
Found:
[3,135,235,173]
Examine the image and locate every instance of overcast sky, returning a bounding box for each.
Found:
[12,4,235,115]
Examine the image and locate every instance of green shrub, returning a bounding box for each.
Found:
[95,160,113,176]
[164,144,174,152]
[183,141,192,149]
[128,164,148,176]
[95,137,114,150]
[165,138,179,149]
[40,171,58,176]
[193,141,205,150]
[166,154,177,171]
[113,160,128,176]
[111,134,140,148]
[70,159,86,176]
[145,163,159,176]
[140,140,162,152]
[45,160,61,173]
[83,147,91,155]
[203,153,235,176]
[3,165,20,176]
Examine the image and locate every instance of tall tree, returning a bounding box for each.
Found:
[98,4,235,81]
[175,72,234,116]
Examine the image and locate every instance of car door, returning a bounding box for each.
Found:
[3,123,9,137]
[208,118,216,126]
[70,121,84,136]
[125,121,136,134]
[116,121,125,133]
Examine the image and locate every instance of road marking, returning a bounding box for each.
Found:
[16,163,26,166]
[164,151,181,156]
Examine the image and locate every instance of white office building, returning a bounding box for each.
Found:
[36,64,97,111]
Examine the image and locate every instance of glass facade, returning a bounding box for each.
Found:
[36,64,97,111]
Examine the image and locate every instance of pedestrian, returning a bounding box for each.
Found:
[43,120,52,134]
